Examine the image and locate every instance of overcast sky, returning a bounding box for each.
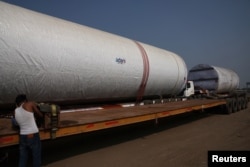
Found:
[3,0,250,87]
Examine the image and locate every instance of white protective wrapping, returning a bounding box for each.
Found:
[0,2,187,105]
[188,64,239,93]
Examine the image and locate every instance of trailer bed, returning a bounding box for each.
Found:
[0,99,226,147]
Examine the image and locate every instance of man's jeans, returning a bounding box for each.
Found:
[19,133,41,167]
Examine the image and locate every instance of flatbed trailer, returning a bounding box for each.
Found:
[0,99,226,148]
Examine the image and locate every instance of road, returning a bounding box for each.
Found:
[2,105,250,167]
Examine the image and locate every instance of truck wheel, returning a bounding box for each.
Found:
[225,98,232,114]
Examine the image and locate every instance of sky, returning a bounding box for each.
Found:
[2,0,250,88]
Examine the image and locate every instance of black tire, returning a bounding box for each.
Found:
[154,99,162,104]
[225,98,233,114]
[232,98,237,113]
[236,97,241,111]
[244,97,248,109]
[162,99,166,103]
[239,97,244,110]
[143,100,153,105]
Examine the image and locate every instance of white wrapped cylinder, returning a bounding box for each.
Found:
[0,2,187,105]
[188,64,239,93]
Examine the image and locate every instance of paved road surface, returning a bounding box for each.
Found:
[2,105,250,167]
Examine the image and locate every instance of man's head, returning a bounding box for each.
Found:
[15,94,27,107]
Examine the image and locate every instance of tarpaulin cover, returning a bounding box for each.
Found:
[188,64,239,93]
[0,2,187,105]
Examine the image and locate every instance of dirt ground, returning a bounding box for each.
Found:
[2,104,250,167]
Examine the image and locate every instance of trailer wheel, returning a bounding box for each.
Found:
[143,100,153,105]
[232,98,237,113]
[225,98,232,114]
[154,99,162,104]
[162,99,170,103]
[239,97,244,110]
[244,97,248,109]
[236,97,241,111]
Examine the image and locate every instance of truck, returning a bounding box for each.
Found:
[0,2,248,150]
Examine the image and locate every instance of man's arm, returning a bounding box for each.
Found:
[31,102,43,117]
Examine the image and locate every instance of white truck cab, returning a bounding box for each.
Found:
[184,81,195,97]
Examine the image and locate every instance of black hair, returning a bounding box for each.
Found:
[15,94,27,106]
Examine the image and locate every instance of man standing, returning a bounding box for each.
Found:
[14,94,43,167]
